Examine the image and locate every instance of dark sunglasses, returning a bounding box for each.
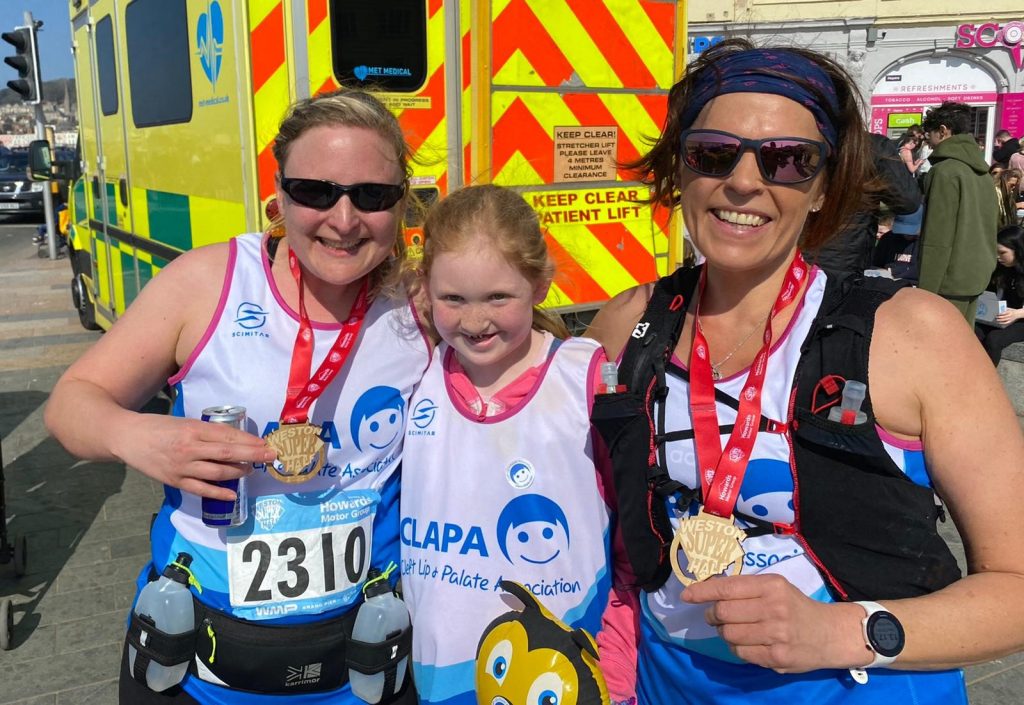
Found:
[680,129,828,184]
[279,176,407,212]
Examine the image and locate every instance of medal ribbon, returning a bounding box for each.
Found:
[689,252,808,518]
[279,247,370,424]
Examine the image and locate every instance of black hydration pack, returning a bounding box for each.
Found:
[590,265,961,601]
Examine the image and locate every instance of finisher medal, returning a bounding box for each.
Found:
[265,422,327,484]
[670,509,747,585]
[680,253,808,587]
[266,245,370,485]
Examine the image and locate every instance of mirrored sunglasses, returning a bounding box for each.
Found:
[679,129,828,185]
[279,176,407,212]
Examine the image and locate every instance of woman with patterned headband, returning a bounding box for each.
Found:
[587,39,1024,703]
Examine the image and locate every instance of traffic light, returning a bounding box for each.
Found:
[2,25,41,104]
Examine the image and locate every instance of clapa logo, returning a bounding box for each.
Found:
[351,387,405,451]
[412,399,437,429]
[235,302,268,329]
[506,460,535,489]
[196,1,224,89]
[496,495,570,566]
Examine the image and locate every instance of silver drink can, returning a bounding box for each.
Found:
[199,405,249,527]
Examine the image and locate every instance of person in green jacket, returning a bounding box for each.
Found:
[919,101,999,324]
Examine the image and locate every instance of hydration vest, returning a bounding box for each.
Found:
[590,264,961,601]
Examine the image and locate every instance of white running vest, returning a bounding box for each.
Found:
[401,338,612,705]
[151,233,429,625]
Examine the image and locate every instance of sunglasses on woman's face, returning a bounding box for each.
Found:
[279,176,407,212]
[679,129,828,185]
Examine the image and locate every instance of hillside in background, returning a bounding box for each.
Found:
[0,77,75,106]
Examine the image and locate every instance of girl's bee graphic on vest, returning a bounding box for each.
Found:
[475,581,609,705]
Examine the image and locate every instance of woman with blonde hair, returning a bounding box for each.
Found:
[45,89,430,704]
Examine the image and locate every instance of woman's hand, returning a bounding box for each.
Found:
[114,412,276,499]
[996,307,1024,326]
[682,574,867,673]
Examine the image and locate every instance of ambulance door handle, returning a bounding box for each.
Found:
[91,176,100,198]
[119,177,127,207]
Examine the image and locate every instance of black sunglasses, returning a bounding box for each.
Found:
[279,176,407,212]
[680,129,828,184]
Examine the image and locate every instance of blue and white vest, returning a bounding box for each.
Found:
[637,269,966,704]
[144,233,429,703]
[401,338,612,705]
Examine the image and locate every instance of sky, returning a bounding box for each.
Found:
[1,1,75,81]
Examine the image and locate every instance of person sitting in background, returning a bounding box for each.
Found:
[975,225,1024,365]
[873,204,923,282]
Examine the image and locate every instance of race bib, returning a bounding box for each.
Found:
[226,490,378,619]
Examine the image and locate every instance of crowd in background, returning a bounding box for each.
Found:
[853,105,1024,365]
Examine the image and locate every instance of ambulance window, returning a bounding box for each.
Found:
[124,0,193,127]
[330,1,427,92]
[95,16,118,116]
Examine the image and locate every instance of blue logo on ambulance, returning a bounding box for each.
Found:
[351,386,404,451]
[196,1,224,89]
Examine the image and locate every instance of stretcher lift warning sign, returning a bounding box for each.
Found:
[553,126,618,182]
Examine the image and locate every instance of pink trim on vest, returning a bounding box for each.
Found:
[261,234,343,331]
[876,425,923,450]
[168,239,238,385]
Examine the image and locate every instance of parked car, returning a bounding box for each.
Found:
[0,150,46,218]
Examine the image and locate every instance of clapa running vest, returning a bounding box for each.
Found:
[401,338,612,705]
[146,233,429,704]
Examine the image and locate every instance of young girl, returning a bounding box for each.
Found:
[399,184,635,704]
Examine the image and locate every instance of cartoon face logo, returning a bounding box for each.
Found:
[507,460,535,489]
[734,458,795,524]
[496,495,570,566]
[350,386,404,452]
[234,302,268,329]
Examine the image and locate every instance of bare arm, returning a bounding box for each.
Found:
[865,288,1024,668]
[683,288,1024,672]
[44,244,275,499]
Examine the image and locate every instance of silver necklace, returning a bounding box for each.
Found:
[696,313,770,381]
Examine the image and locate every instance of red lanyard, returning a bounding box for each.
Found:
[279,247,370,425]
[689,252,807,518]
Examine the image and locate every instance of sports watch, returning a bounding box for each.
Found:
[856,601,905,668]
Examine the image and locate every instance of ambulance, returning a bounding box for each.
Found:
[57,0,687,331]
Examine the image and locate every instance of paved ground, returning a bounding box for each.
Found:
[1,222,1023,703]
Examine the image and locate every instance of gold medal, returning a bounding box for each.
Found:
[265,422,326,484]
[670,508,747,586]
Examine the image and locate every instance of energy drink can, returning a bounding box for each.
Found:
[200,405,249,527]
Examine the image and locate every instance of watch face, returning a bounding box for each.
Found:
[867,612,905,658]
